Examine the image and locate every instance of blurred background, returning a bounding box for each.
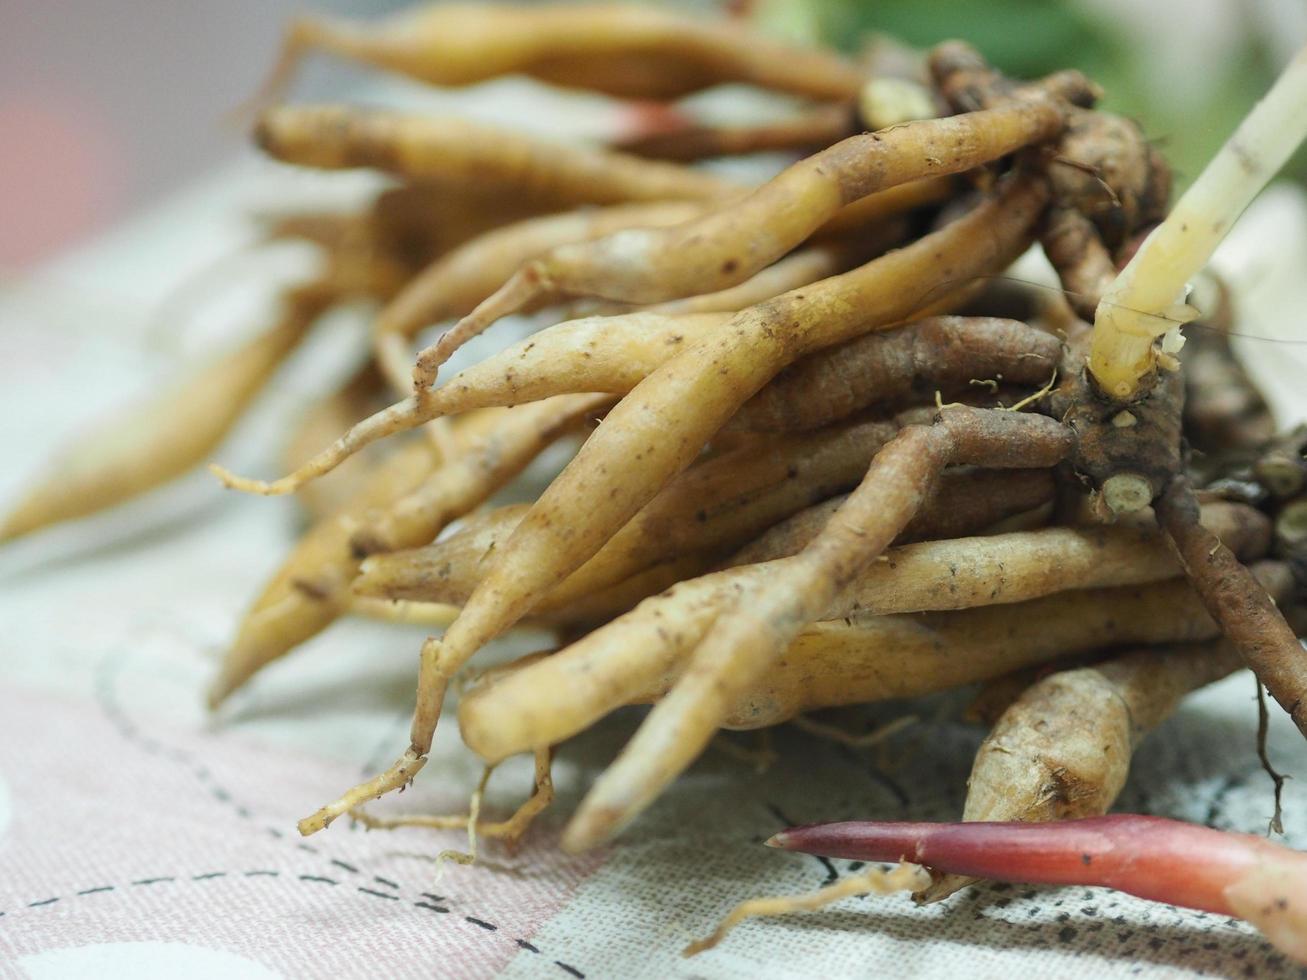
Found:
[2,0,1305,271]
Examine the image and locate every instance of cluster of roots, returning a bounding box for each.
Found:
[7,2,1306,953]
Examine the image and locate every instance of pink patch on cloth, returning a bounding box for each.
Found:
[0,685,602,978]
[0,94,126,268]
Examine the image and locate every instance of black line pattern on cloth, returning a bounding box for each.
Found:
[0,871,586,977]
[87,650,585,977]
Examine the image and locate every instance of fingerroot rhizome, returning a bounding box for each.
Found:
[176,5,1307,948]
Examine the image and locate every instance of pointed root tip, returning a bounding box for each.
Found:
[0,497,49,544]
[208,462,293,496]
[682,936,719,958]
[249,112,275,151]
[204,682,230,713]
[205,658,250,711]
[764,832,790,849]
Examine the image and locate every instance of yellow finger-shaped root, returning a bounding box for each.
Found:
[256,105,733,204]
[686,863,929,956]
[831,504,1268,617]
[345,393,614,557]
[430,174,1051,732]
[757,499,1269,618]
[425,311,730,406]
[732,315,1064,432]
[365,467,1056,611]
[725,468,1059,566]
[457,501,1263,764]
[640,241,877,317]
[373,201,705,392]
[357,415,903,598]
[411,231,902,392]
[461,575,1241,773]
[411,224,906,392]
[355,502,711,625]
[246,3,867,106]
[353,580,696,632]
[710,571,1269,726]
[550,103,1062,302]
[1,282,333,544]
[564,407,1074,848]
[433,104,1060,367]
[214,310,720,496]
[459,571,739,762]
[306,176,1048,830]
[210,398,601,706]
[347,596,460,629]
[921,639,1245,902]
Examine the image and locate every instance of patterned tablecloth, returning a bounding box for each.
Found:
[3,81,1307,979]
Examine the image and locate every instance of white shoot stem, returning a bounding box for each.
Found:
[1089,43,1307,399]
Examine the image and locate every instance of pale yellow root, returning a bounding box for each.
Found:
[427,104,1060,372]
[373,200,706,392]
[724,468,1059,566]
[724,564,1289,729]
[457,572,734,763]
[457,567,1241,767]
[1,281,333,544]
[357,414,902,601]
[300,176,1048,832]
[210,398,597,706]
[358,542,708,628]
[356,467,1060,611]
[347,596,461,628]
[256,105,733,204]
[920,638,1245,902]
[244,2,867,107]
[685,863,930,956]
[422,310,731,406]
[564,408,1074,849]
[629,220,916,318]
[348,393,614,556]
[730,315,1064,433]
[832,500,1269,617]
[216,310,715,497]
[351,747,554,851]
